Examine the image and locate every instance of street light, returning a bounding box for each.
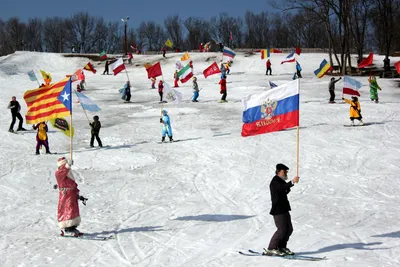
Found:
[121,16,129,55]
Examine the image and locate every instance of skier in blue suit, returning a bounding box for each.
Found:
[160,109,174,142]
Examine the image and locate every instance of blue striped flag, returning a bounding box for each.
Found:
[223,47,236,58]
[75,91,101,112]
[27,70,37,81]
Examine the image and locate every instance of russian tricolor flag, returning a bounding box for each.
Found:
[223,47,236,58]
[343,76,362,96]
[241,80,299,137]
[281,52,296,64]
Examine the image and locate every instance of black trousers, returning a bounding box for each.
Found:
[221,91,227,101]
[266,67,272,75]
[10,113,23,130]
[90,133,102,147]
[268,212,293,250]
[126,92,131,102]
[329,90,335,102]
[103,68,109,75]
[159,92,163,101]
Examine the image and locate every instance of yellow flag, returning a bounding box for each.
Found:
[49,117,74,137]
[144,63,152,69]
[181,52,190,61]
[165,39,173,48]
[40,70,52,82]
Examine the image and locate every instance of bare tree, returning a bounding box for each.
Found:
[0,19,8,56]
[164,15,184,50]
[137,21,166,51]
[244,11,270,48]
[4,17,26,52]
[210,13,243,47]
[25,18,43,52]
[43,17,66,52]
[64,12,97,53]
[184,17,209,49]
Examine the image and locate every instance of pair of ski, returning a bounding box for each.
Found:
[60,233,114,241]
[239,249,326,261]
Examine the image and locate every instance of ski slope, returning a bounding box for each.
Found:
[1,51,400,267]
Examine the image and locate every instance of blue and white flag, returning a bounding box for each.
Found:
[269,81,278,89]
[75,91,101,112]
[223,47,236,58]
[27,70,37,81]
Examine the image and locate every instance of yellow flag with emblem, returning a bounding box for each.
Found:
[165,39,173,48]
[49,118,74,137]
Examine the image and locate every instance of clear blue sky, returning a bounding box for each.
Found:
[0,0,280,28]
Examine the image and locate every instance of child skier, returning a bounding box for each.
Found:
[266,59,272,75]
[192,76,199,102]
[33,121,51,155]
[151,77,156,89]
[56,157,87,237]
[123,81,131,102]
[342,96,363,126]
[160,109,173,142]
[158,80,164,102]
[368,76,381,103]
[89,115,102,147]
[219,75,227,102]
[174,70,179,87]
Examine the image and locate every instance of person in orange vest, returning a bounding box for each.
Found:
[266,59,272,75]
[173,70,179,88]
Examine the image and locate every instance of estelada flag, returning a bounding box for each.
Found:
[83,62,96,74]
[24,78,72,124]
[358,52,374,68]
[203,62,221,78]
[146,62,162,78]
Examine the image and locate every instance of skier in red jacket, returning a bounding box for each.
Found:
[219,75,227,102]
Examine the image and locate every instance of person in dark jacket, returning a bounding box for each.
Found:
[7,96,26,132]
[103,61,109,75]
[328,77,342,103]
[264,163,299,256]
[89,115,102,147]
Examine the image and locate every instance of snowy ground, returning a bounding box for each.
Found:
[1,51,400,267]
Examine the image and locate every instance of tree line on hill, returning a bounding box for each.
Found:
[0,0,399,73]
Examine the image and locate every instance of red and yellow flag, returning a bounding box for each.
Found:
[24,78,72,124]
[83,62,97,74]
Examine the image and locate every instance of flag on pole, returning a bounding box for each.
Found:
[99,51,107,60]
[269,81,278,89]
[163,82,182,104]
[175,61,184,70]
[281,52,296,64]
[27,70,37,81]
[177,63,193,83]
[83,62,97,74]
[314,59,333,78]
[110,58,126,76]
[203,62,221,78]
[146,62,162,78]
[395,60,400,74]
[49,117,75,137]
[165,39,173,48]
[223,47,236,58]
[261,50,267,59]
[24,78,72,124]
[181,52,190,61]
[241,80,299,137]
[75,91,101,112]
[40,70,52,84]
[343,76,362,97]
[358,52,374,68]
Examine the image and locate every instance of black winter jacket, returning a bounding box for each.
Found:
[269,175,294,215]
[90,121,101,134]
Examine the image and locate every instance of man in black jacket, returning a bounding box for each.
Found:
[7,96,26,132]
[264,163,299,256]
[89,115,102,147]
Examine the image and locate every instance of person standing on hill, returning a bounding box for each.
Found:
[33,121,51,155]
[89,115,103,147]
[219,75,227,103]
[328,77,342,103]
[266,59,272,75]
[158,80,164,103]
[174,70,179,88]
[369,76,381,103]
[192,76,199,102]
[103,61,109,75]
[7,96,26,133]
[342,96,363,126]
[123,81,131,102]
[160,109,173,142]
[264,164,299,257]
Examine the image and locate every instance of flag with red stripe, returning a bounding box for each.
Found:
[24,78,72,124]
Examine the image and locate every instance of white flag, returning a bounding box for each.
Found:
[163,82,182,104]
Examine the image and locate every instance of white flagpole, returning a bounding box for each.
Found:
[296,78,300,178]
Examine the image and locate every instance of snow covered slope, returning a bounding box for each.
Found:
[0,51,400,266]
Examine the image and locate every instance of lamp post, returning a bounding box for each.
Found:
[121,16,129,55]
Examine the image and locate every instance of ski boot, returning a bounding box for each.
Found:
[169,136,174,143]
[161,136,166,143]
[61,227,83,237]
[359,120,364,126]
[262,248,285,256]
[280,248,295,255]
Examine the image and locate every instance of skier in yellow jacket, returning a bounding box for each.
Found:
[342,96,363,126]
